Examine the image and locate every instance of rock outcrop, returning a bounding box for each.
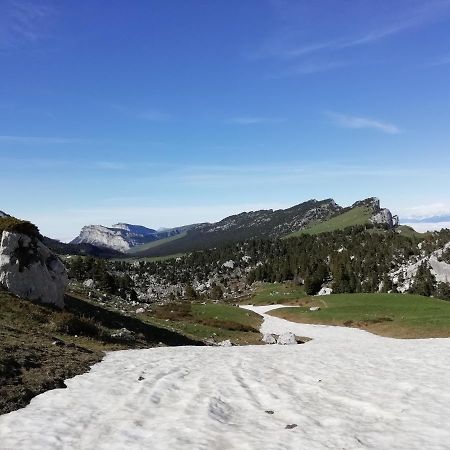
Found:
[0,231,68,308]
[72,223,192,253]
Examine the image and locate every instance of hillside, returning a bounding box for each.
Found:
[286,205,374,237]
[128,198,342,258]
[0,290,202,414]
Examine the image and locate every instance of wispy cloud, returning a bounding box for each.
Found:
[0,135,88,144]
[269,60,349,78]
[400,202,450,219]
[229,116,286,125]
[111,104,170,122]
[95,161,128,171]
[255,1,450,61]
[326,111,401,135]
[425,54,450,67]
[0,0,55,49]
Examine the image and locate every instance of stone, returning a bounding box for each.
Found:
[277,332,297,345]
[111,328,135,340]
[83,278,94,288]
[218,339,232,347]
[0,231,68,308]
[309,306,321,311]
[262,333,276,344]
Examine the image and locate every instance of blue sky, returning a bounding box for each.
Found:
[1,0,450,240]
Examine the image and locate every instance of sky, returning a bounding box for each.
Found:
[1,0,450,241]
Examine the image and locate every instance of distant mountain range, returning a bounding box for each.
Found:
[70,197,397,257]
[71,223,194,252]
[402,215,450,224]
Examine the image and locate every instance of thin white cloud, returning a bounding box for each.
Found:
[269,60,348,78]
[229,116,286,125]
[326,111,401,135]
[426,55,450,67]
[137,109,170,122]
[399,202,450,219]
[95,161,128,171]
[253,0,450,60]
[402,222,450,232]
[0,135,88,144]
[111,104,170,122]
[0,0,54,49]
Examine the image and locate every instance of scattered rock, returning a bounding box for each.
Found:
[277,332,297,345]
[317,287,332,296]
[262,333,276,344]
[111,328,135,341]
[83,279,95,288]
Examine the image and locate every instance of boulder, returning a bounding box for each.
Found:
[83,278,95,288]
[317,287,332,296]
[262,333,276,344]
[0,231,68,308]
[218,339,232,347]
[277,332,297,345]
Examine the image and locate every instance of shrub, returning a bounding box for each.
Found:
[0,217,41,239]
[50,312,102,337]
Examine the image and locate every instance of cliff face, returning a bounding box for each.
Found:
[0,231,68,308]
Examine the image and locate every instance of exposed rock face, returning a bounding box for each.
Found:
[390,242,450,293]
[72,223,193,253]
[352,197,397,229]
[0,231,68,308]
[0,211,9,218]
[371,208,394,228]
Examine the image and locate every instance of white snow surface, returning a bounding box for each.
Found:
[1,305,450,449]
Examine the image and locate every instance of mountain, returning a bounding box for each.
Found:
[69,197,396,257]
[128,197,396,258]
[287,197,398,237]
[71,223,194,252]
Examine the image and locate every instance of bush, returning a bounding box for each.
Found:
[0,217,41,239]
[50,312,102,337]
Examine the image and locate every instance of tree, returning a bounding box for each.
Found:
[184,284,197,300]
[410,263,436,297]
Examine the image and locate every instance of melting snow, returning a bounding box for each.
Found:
[0,306,449,449]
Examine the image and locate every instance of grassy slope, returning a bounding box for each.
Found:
[243,282,306,305]
[126,232,188,255]
[0,291,200,414]
[286,206,373,238]
[268,293,450,338]
[141,303,263,345]
[396,225,430,239]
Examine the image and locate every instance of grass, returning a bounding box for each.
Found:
[141,303,263,344]
[0,290,200,414]
[267,293,450,338]
[122,253,186,263]
[0,216,41,239]
[243,282,306,305]
[126,232,187,255]
[396,225,430,239]
[285,206,373,238]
